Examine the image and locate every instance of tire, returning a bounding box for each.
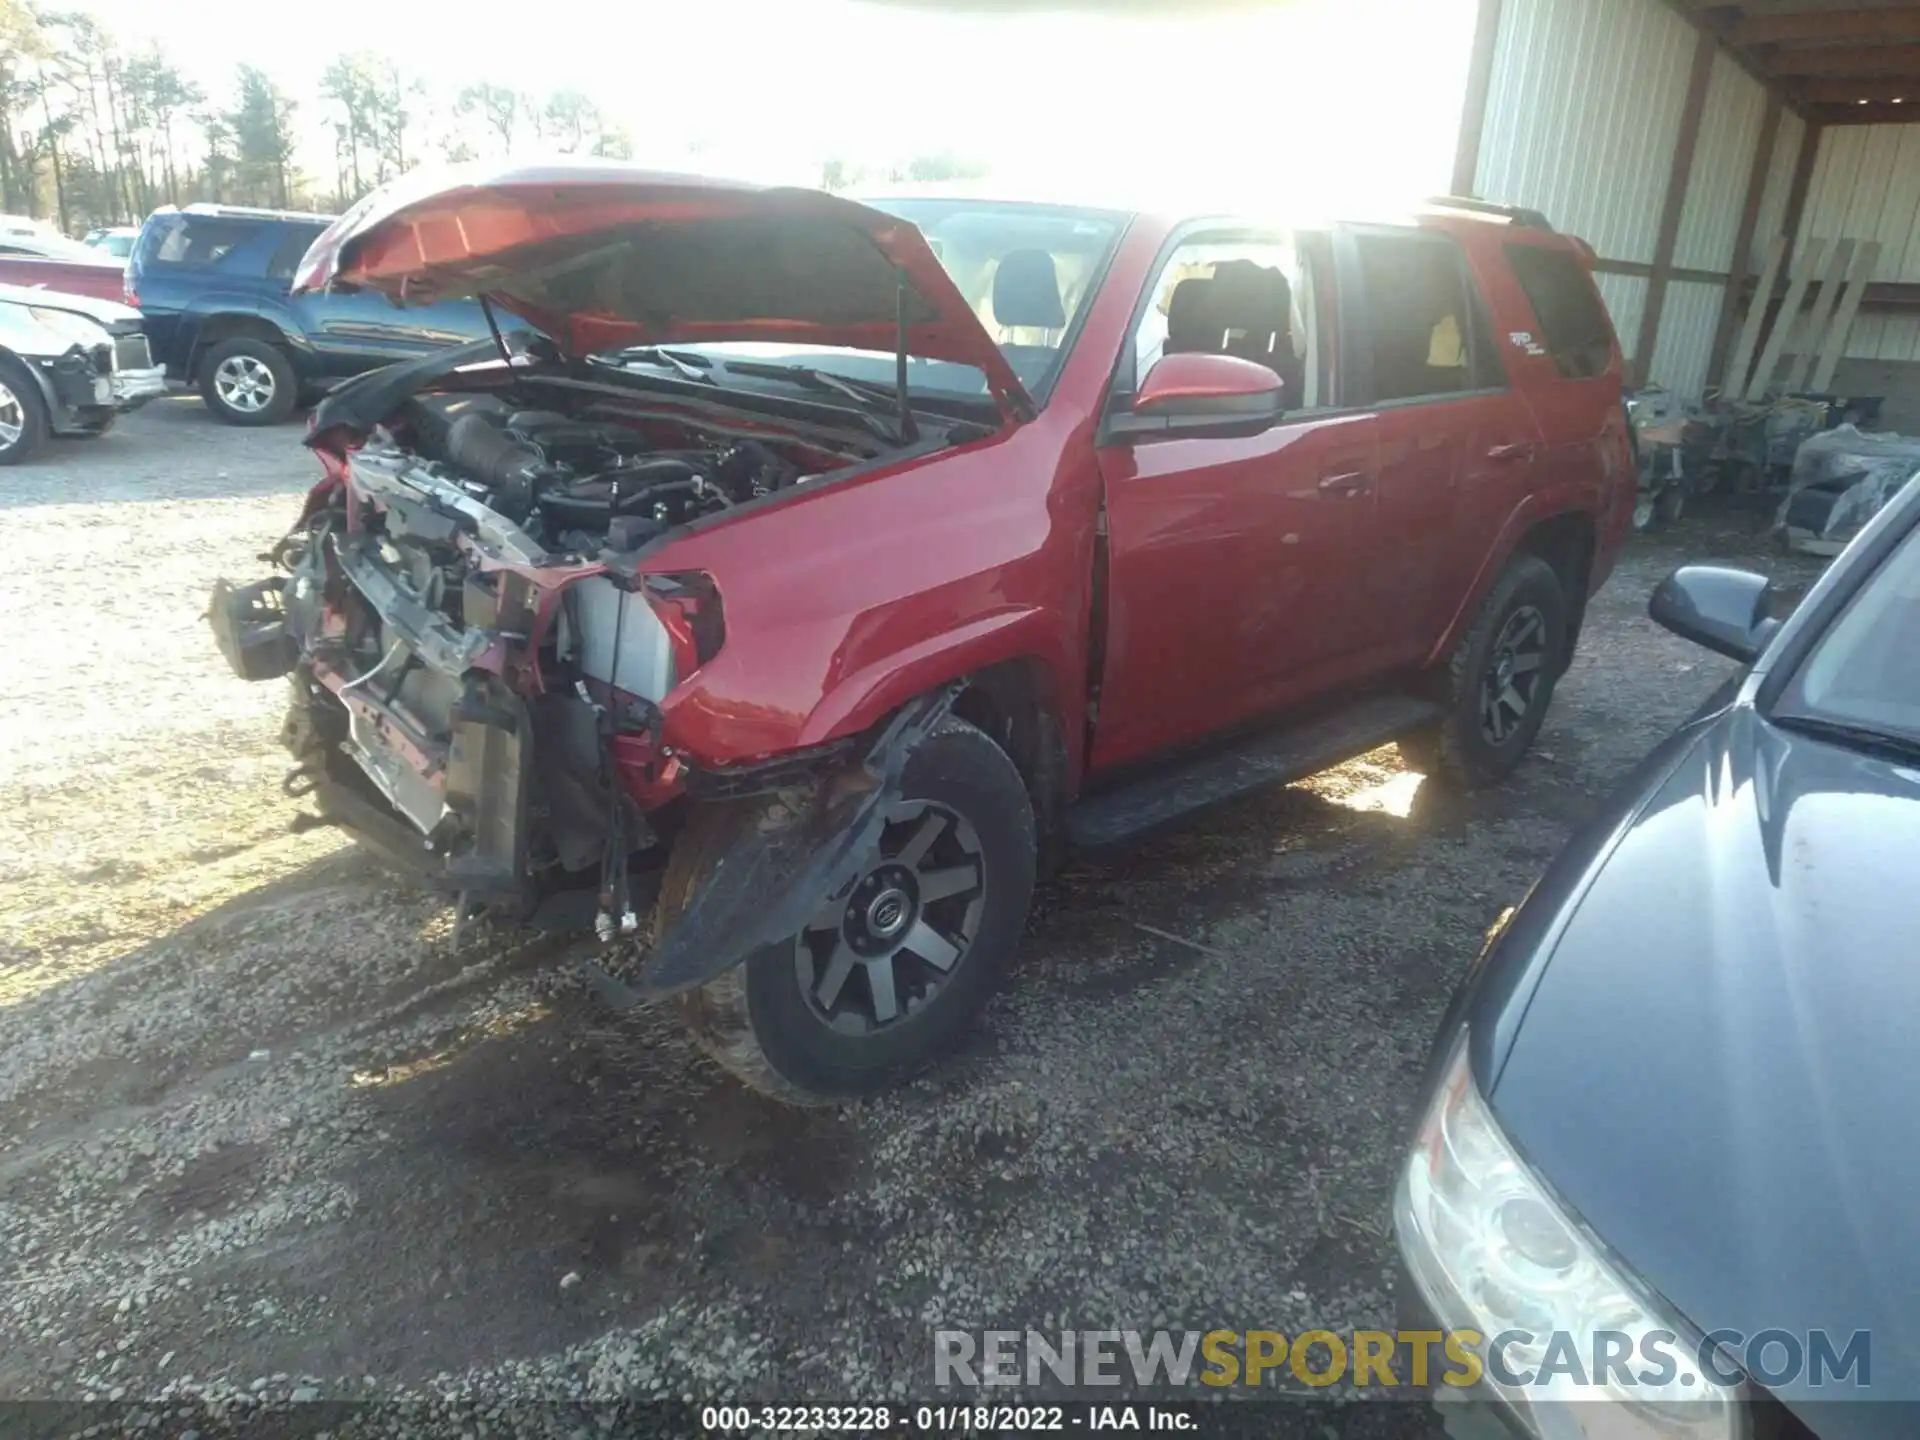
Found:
[199,337,297,426]
[0,357,50,465]
[1655,483,1686,525]
[667,716,1037,1102]
[1398,554,1569,789]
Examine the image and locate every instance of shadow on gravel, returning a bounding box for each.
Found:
[1025,758,1556,1004]
[186,989,871,1382]
[0,845,514,1137]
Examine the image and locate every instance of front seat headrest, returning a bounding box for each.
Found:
[1209,260,1293,343]
[993,249,1067,329]
[1166,277,1222,353]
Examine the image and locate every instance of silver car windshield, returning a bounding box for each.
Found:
[1777,518,1920,747]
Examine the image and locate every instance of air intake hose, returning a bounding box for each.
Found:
[444,412,545,520]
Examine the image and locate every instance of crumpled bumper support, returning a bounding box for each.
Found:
[587,686,959,1006]
[208,577,297,682]
[110,365,168,408]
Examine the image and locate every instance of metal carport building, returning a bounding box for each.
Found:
[1453,0,1920,423]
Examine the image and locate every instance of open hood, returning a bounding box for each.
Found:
[292,161,1032,419]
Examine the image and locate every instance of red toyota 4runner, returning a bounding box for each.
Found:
[210,164,1634,1101]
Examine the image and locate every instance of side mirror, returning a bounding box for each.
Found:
[1115,353,1285,437]
[1649,565,1780,664]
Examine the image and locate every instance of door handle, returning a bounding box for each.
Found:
[1317,470,1372,495]
[1486,442,1534,462]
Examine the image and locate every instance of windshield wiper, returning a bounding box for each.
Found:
[609,346,716,384]
[718,279,926,447]
[1773,713,1920,764]
[718,359,914,444]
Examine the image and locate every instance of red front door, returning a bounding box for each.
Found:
[1088,413,1385,773]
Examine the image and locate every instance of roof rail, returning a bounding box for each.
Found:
[179,201,341,224]
[1423,195,1554,232]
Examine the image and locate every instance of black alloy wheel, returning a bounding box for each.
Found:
[1479,604,1549,746]
[794,799,987,1035]
[670,716,1037,1101]
[1398,553,1569,788]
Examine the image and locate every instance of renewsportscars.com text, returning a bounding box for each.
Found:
[934,1328,1871,1391]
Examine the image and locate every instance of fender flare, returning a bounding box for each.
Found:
[1422,491,1601,671]
[182,298,315,376]
[792,605,1079,755]
[0,344,65,419]
[598,688,964,1004]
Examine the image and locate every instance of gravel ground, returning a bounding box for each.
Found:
[0,398,1827,1434]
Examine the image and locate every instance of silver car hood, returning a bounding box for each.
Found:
[0,283,138,326]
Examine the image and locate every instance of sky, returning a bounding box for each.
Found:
[75,0,1480,216]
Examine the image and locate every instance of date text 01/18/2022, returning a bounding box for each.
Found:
[699,1403,1201,1432]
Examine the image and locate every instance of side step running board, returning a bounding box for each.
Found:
[1063,693,1439,850]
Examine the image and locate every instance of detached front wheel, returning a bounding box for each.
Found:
[666,716,1037,1102]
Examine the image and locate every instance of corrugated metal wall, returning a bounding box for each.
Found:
[1647,280,1724,400]
[1658,54,1770,394]
[1474,0,1696,265]
[1795,124,1920,363]
[1465,0,1920,394]
[1471,0,1782,399]
[1594,273,1648,359]
[1673,52,1767,273]
[1749,110,1805,273]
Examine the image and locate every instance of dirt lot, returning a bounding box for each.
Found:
[0,398,1825,1427]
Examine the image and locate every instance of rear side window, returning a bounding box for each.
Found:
[144,215,254,268]
[1504,244,1614,380]
[1352,232,1503,403]
[267,224,327,282]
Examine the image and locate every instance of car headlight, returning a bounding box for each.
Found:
[1394,1032,1745,1438]
[27,305,108,349]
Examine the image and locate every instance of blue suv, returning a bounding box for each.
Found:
[127,204,491,425]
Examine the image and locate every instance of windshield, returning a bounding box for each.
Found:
[1776,517,1920,749]
[632,200,1123,407]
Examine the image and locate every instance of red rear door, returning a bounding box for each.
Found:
[1337,226,1546,665]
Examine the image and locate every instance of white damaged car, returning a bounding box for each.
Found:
[0,284,167,463]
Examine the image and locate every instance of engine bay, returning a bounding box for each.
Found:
[385,392,825,555]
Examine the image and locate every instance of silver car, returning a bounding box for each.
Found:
[0,283,168,464]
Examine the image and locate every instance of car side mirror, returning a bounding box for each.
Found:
[1114,353,1286,438]
[1649,565,1780,664]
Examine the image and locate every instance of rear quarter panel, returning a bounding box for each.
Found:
[1425,227,1634,666]
[173,286,323,372]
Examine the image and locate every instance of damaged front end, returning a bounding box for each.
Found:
[207,358,954,999]
[209,164,1030,1004]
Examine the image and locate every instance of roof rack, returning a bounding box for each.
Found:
[1423,195,1554,232]
[179,201,341,224]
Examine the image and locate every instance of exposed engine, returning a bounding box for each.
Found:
[240,385,852,912]
[393,392,805,553]
[211,375,902,937]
